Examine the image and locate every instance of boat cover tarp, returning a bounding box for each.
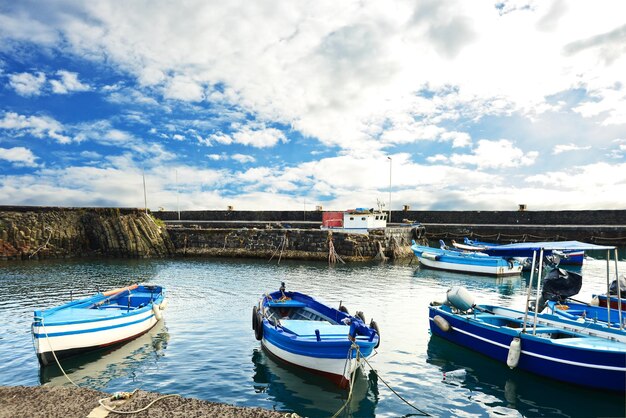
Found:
[485,240,614,256]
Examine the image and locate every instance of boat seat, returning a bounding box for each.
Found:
[267,300,307,308]
[279,319,349,337]
[98,304,134,310]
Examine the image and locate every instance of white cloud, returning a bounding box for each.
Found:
[164,75,205,102]
[231,153,256,163]
[210,126,287,148]
[448,139,538,169]
[0,146,38,167]
[49,70,90,94]
[552,143,591,155]
[8,72,46,96]
[0,112,72,143]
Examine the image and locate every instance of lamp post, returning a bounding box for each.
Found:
[387,156,392,224]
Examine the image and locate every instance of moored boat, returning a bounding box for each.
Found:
[32,284,166,366]
[463,238,585,266]
[253,283,379,387]
[429,297,626,391]
[428,241,625,391]
[411,241,522,276]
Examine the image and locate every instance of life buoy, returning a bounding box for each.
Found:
[252,306,258,331]
[369,319,380,348]
[254,314,264,340]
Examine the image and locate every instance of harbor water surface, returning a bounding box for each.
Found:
[1,254,625,417]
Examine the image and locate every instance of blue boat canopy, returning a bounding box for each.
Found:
[490,240,615,251]
[483,240,615,258]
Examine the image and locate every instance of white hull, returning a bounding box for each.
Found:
[418,257,522,276]
[262,338,358,383]
[33,309,159,358]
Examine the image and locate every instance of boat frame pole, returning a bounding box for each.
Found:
[614,248,623,330]
[522,251,537,334]
[532,248,544,335]
[606,250,612,329]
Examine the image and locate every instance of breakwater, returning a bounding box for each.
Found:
[2,206,625,261]
[156,209,626,245]
[0,207,173,260]
[169,226,420,261]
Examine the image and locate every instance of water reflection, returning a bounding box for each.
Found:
[40,324,169,389]
[426,335,625,418]
[251,348,378,417]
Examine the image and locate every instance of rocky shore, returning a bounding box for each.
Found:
[0,386,288,418]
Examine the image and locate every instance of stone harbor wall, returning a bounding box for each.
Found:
[168,226,421,261]
[0,207,174,260]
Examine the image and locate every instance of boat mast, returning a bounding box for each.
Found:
[615,248,624,329]
[532,248,544,335]
[521,251,537,334]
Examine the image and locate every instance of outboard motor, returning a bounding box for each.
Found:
[609,276,626,298]
[446,286,475,312]
[537,268,583,310]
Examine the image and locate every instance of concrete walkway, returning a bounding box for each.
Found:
[0,386,290,418]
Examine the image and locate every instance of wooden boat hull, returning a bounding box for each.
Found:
[412,243,522,276]
[429,305,626,392]
[597,295,626,310]
[257,290,378,388]
[32,284,166,366]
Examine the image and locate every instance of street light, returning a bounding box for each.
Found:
[387,156,392,224]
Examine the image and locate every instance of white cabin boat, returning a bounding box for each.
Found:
[320,208,387,234]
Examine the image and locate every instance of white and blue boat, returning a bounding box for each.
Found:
[461,238,585,266]
[545,300,626,330]
[253,283,379,387]
[428,242,626,392]
[32,284,166,366]
[411,241,523,276]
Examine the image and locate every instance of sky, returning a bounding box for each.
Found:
[0,0,625,212]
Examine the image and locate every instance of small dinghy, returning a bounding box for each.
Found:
[253,283,380,387]
[32,284,166,366]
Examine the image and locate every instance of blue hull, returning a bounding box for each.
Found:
[429,306,626,392]
[256,290,378,387]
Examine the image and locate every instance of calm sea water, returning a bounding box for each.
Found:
[1,253,625,418]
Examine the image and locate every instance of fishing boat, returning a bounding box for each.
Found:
[32,284,167,366]
[428,242,626,391]
[545,300,626,330]
[411,241,522,276]
[252,283,380,387]
[462,238,584,265]
[320,207,388,234]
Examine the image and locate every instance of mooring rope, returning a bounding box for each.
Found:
[330,343,430,417]
[29,226,53,259]
[38,308,176,415]
[331,343,360,418]
[38,318,80,388]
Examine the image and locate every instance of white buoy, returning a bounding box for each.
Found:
[446,286,475,311]
[433,315,451,332]
[159,299,168,310]
[152,303,163,321]
[507,337,521,369]
[590,296,599,306]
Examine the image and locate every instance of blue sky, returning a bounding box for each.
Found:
[0,0,625,211]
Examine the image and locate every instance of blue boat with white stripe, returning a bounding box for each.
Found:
[429,242,626,392]
[411,241,523,276]
[32,284,166,366]
[253,283,380,388]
